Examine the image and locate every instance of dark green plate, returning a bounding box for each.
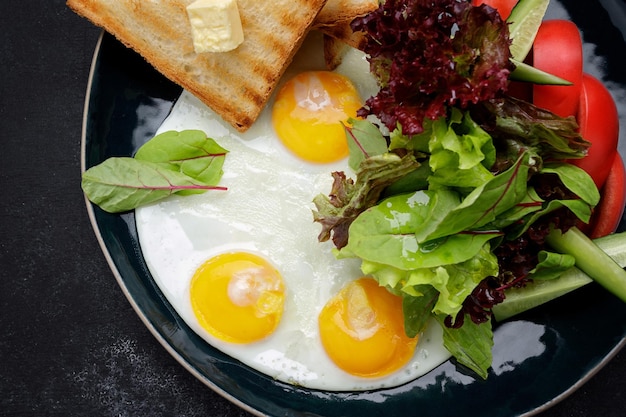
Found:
[81,1,626,416]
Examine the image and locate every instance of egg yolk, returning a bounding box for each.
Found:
[272,71,362,164]
[190,252,285,344]
[318,278,418,378]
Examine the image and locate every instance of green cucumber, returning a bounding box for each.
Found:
[507,0,550,61]
[509,59,573,85]
[493,231,626,321]
[503,0,573,86]
[547,228,626,302]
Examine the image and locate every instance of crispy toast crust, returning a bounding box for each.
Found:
[320,20,368,50]
[315,0,378,28]
[68,0,327,131]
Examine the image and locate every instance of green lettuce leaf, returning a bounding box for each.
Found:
[415,151,533,242]
[428,109,496,189]
[529,250,576,280]
[402,245,499,317]
[403,286,439,337]
[313,152,420,249]
[435,314,494,379]
[389,120,432,153]
[339,191,502,270]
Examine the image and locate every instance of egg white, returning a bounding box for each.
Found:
[135,32,450,391]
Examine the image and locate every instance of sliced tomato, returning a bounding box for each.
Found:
[532,20,583,118]
[589,153,626,238]
[570,73,620,189]
[470,0,517,20]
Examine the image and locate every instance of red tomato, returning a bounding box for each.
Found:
[532,20,583,118]
[471,0,517,20]
[589,153,626,238]
[570,73,620,189]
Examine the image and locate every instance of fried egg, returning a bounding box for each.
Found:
[135,32,450,391]
[272,70,362,163]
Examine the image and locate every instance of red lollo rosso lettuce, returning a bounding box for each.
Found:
[351,0,514,135]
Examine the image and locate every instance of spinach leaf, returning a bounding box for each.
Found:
[382,163,432,197]
[488,187,544,230]
[134,130,228,187]
[541,162,600,206]
[340,191,502,270]
[505,198,593,240]
[81,158,226,213]
[415,151,532,242]
[344,119,388,171]
[82,130,228,213]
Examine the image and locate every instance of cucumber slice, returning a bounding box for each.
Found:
[507,0,550,61]
[547,228,626,302]
[493,232,626,321]
[504,0,570,87]
[509,59,573,85]
[492,267,591,321]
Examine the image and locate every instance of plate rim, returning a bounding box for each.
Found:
[79,28,626,417]
[79,30,268,417]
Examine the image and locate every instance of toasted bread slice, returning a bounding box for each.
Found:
[314,0,378,28]
[323,34,349,70]
[68,0,327,132]
[314,0,376,50]
[320,20,368,50]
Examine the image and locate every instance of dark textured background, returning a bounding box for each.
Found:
[1,0,625,416]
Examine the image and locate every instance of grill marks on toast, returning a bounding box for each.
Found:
[68,0,327,131]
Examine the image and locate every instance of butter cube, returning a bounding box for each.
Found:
[186,0,244,53]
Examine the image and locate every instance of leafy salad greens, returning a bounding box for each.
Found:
[77,0,626,381]
[82,130,228,213]
[313,0,625,378]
